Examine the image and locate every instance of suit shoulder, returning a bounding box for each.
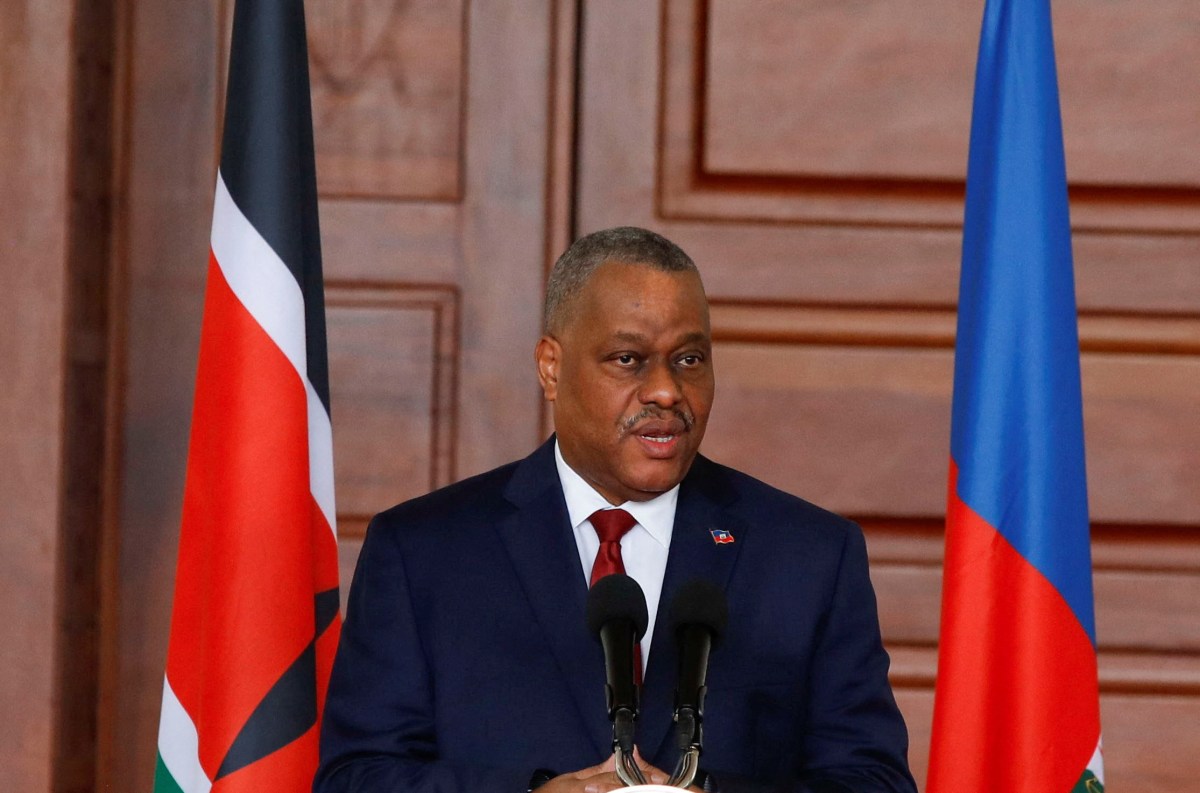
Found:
[698,457,860,538]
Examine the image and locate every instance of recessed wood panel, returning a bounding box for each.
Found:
[1098,693,1200,792]
[327,285,458,521]
[705,0,1200,188]
[705,340,952,516]
[869,526,1200,689]
[662,0,1200,230]
[704,306,1200,523]
[873,563,1200,652]
[1082,353,1200,525]
[705,0,976,181]
[319,199,463,283]
[1075,232,1200,313]
[307,0,465,199]
[888,639,1200,791]
[890,686,1200,793]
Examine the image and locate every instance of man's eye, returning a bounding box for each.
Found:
[677,354,703,367]
[616,354,637,365]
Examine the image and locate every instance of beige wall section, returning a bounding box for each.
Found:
[0,2,73,791]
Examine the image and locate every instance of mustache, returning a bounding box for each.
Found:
[619,407,695,434]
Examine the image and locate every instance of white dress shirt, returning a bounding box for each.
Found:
[555,440,678,669]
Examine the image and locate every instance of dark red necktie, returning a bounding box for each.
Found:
[588,508,643,682]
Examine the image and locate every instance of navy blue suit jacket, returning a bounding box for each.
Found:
[315,438,915,792]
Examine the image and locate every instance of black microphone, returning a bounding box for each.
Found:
[668,579,728,752]
[585,573,649,753]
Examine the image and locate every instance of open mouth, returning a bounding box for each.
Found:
[622,410,693,457]
[639,433,676,444]
[632,426,684,457]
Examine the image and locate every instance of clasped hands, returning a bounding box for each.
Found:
[539,748,703,793]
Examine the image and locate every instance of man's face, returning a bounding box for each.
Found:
[536,261,715,504]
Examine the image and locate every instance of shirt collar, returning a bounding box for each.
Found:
[554,439,678,549]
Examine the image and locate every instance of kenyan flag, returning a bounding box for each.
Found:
[154,1,340,790]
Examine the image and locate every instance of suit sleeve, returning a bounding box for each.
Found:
[790,523,915,793]
[313,516,530,793]
[708,522,915,793]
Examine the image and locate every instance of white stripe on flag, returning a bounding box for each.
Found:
[307,378,337,534]
[157,676,212,793]
[1088,737,1105,785]
[210,173,337,537]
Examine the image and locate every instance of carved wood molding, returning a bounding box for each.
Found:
[710,299,1200,355]
[657,0,1200,233]
[326,282,460,538]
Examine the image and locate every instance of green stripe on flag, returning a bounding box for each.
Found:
[154,752,186,793]
[1071,769,1104,793]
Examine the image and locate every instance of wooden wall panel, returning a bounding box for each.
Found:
[704,333,953,517]
[704,0,977,180]
[664,0,1200,234]
[706,306,1200,523]
[0,2,98,792]
[326,285,459,519]
[578,1,1200,789]
[868,522,1200,790]
[307,0,465,199]
[103,0,223,785]
[704,1,1200,187]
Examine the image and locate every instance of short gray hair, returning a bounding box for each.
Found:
[543,226,699,334]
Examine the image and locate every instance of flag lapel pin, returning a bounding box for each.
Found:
[709,528,735,545]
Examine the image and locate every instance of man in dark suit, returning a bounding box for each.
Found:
[315,228,916,793]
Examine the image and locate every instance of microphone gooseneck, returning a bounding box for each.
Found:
[585,573,649,786]
[666,579,728,788]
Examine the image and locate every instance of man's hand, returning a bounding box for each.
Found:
[536,755,623,793]
[538,749,704,793]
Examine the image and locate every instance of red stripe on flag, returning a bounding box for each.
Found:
[167,251,322,778]
[310,497,340,598]
[927,460,1101,793]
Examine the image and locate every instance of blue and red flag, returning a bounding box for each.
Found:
[927,1,1104,791]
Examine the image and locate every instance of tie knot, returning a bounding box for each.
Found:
[589,508,637,544]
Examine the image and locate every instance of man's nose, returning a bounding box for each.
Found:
[638,360,683,406]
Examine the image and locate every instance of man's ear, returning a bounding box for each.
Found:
[535,336,561,401]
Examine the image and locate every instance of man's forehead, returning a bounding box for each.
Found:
[549,261,709,341]
[604,328,711,346]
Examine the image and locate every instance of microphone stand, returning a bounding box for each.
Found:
[612,704,646,787]
[664,580,726,790]
[666,706,701,788]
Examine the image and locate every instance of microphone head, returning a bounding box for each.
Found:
[668,579,729,647]
[586,573,650,641]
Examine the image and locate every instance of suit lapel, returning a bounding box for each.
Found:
[639,456,746,762]
[493,438,611,757]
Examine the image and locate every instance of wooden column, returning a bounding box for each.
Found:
[0,2,78,791]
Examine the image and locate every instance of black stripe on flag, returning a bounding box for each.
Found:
[219,0,330,412]
[214,588,341,780]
